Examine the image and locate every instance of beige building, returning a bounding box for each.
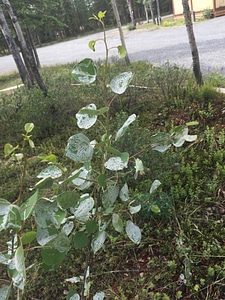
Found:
[172,0,225,19]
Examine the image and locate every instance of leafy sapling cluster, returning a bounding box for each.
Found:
[0,11,197,300]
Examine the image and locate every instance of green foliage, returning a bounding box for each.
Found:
[202,8,214,19]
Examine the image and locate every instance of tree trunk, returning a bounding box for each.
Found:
[149,0,156,24]
[0,4,32,87]
[156,0,161,25]
[127,0,136,28]
[26,27,41,68]
[2,0,47,93]
[182,0,203,85]
[111,0,130,65]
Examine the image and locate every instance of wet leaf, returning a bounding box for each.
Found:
[65,133,94,163]
[76,103,97,129]
[109,72,133,94]
[126,220,141,244]
[72,58,97,84]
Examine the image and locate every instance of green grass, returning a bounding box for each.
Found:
[0,72,22,91]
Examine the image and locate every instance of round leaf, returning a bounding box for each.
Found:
[72,58,97,84]
[37,165,62,179]
[117,45,126,58]
[91,231,106,254]
[74,231,89,249]
[76,104,97,129]
[102,186,119,208]
[109,72,133,94]
[65,133,93,163]
[125,220,141,244]
[112,214,123,233]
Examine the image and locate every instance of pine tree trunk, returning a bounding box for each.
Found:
[149,0,156,24]
[2,0,47,93]
[0,4,32,87]
[26,27,41,68]
[182,0,203,85]
[127,0,136,28]
[156,0,161,25]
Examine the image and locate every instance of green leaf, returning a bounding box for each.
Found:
[66,290,80,300]
[34,199,66,229]
[41,233,70,266]
[98,10,106,19]
[119,183,129,201]
[115,114,136,141]
[104,146,120,156]
[93,291,105,300]
[37,226,59,246]
[102,185,119,208]
[74,231,89,249]
[171,127,188,147]
[0,285,11,300]
[125,220,141,244]
[65,133,94,163]
[78,107,109,116]
[24,123,34,133]
[151,204,161,214]
[35,177,54,190]
[88,40,96,51]
[14,246,26,290]
[151,132,171,152]
[134,158,145,179]
[62,221,74,236]
[186,121,199,126]
[21,231,37,245]
[86,220,98,234]
[149,180,161,194]
[91,231,106,254]
[109,72,133,94]
[28,139,35,148]
[39,153,57,163]
[4,143,19,157]
[72,58,97,84]
[0,199,21,232]
[112,214,123,233]
[129,204,141,214]
[104,157,127,171]
[20,190,39,221]
[71,166,93,191]
[37,165,62,179]
[76,104,97,129]
[71,194,94,222]
[117,46,126,58]
[57,191,80,209]
[98,174,107,187]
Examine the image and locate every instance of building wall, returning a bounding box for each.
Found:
[216,0,225,8]
[172,0,213,17]
[194,0,212,11]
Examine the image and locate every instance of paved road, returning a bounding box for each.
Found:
[1,16,225,75]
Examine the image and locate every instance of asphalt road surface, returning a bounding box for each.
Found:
[1,16,225,76]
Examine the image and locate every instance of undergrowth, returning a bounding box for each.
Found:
[1,60,225,299]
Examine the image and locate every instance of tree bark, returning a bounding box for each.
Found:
[2,0,47,93]
[0,4,32,86]
[156,0,161,25]
[127,0,136,28]
[149,0,156,24]
[111,0,130,65]
[182,0,203,85]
